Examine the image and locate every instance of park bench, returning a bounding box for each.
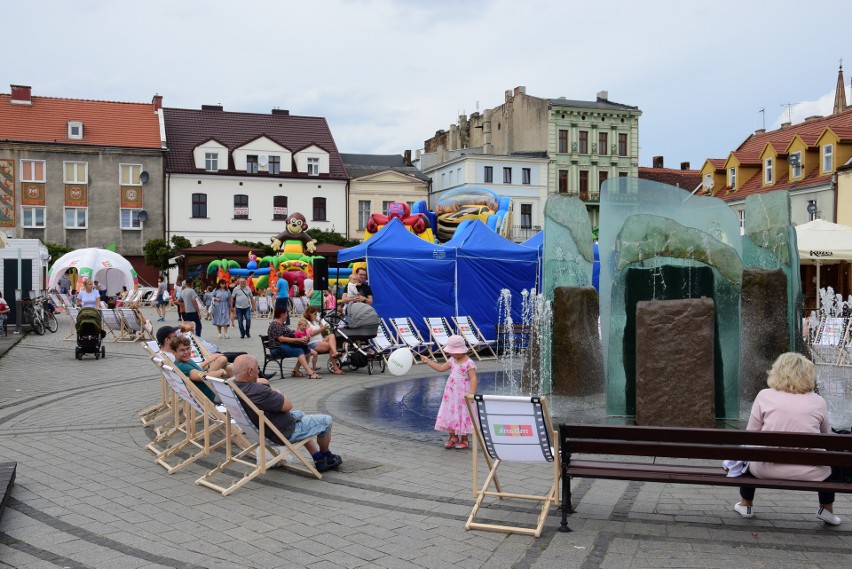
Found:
[558,423,852,532]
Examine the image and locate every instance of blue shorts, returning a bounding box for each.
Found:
[289,411,332,443]
[271,344,309,358]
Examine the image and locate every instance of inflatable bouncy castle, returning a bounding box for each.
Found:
[364,201,434,242]
[434,186,512,242]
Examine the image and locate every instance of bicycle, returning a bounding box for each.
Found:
[39,297,59,333]
[22,298,45,335]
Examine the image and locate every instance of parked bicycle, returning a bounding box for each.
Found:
[21,296,58,335]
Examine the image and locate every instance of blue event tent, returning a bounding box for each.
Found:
[339,218,539,340]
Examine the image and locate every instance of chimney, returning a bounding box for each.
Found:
[781,121,791,128]
[652,156,664,168]
[680,161,690,170]
[754,128,766,134]
[403,149,412,166]
[271,108,289,115]
[10,84,32,105]
[201,104,223,111]
[151,93,163,111]
[596,90,609,102]
[505,89,513,102]
[514,86,526,96]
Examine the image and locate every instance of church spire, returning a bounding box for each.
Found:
[833,60,847,115]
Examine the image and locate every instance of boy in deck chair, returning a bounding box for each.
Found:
[232,354,343,472]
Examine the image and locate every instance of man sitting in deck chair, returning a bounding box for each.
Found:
[232,354,343,472]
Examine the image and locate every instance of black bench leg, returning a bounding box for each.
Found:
[558,472,572,533]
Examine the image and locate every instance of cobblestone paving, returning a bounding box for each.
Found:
[0,307,850,568]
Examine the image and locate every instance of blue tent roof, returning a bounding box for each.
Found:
[447,220,539,262]
[338,218,455,263]
[522,231,543,250]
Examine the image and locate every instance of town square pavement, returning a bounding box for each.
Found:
[0,306,850,568]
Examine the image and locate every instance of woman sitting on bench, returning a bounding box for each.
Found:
[734,352,841,525]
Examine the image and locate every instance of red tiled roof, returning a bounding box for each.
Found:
[638,167,702,190]
[0,93,161,149]
[718,168,831,201]
[731,108,852,162]
[163,107,347,179]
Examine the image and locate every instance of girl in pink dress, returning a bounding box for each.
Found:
[420,335,478,449]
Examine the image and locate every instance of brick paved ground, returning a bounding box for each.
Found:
[0,306,850,568]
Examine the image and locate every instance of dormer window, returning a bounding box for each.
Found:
[764,158,773,184]
[823,144,834,173]
[308,157,319,176]
[789,152,802,178]
[68,121,83,139]
[205,152,219,172]
[246,155,259,174]
[728,167,736,189]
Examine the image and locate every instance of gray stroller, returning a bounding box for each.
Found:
[332,302,385,374]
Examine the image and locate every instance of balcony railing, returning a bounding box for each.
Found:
[511,225,541,242]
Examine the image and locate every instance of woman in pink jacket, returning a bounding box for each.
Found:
[734,352,840,525]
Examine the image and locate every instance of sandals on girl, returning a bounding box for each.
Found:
[444,435,459,448]
[308,373,322,380]
[292,371,304,377]
[454,439,470,450]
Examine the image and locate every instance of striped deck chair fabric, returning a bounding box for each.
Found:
[99,308,126,341]
[371,320,403,364]
[389,317,435,356]
[255,295,271,318]
[453,316,498,360]
[119,308,154,341]
[424,317,464,360]
[62,307,80,341]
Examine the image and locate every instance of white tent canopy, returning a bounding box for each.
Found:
[796,219,852,263]
[47,248,137,295]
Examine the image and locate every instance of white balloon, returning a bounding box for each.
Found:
[387,348,414,376]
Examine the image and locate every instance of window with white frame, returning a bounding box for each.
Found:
[21,160,45,182]
[63,161,88,184]
[121,208,142,229]
[503,167,512,184]
[64,207,87,228]
[307,157,320,176]
[823,144,834,173]
[522,168,531,185]
[205,152,219,172]
[790,152,802,178]
[23,206,46,228]
[382,200,393,214]
[728,167,736,189]
[738,209,745,235]
[358,200,371,230]
[67,121,83,139]
[120,163,142,185]
[764,158,773,184]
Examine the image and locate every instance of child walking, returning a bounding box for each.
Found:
[420,335,477,449]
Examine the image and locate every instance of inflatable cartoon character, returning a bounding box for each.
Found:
[246,251,258,271]
[270,212,317,257]
[364,201,433,241]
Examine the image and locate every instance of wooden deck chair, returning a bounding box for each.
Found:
[183,331,213,364]
[48,292,67,313]
[118,307,154,341]
[149,363,237,474]
[99,308,126,341]
[453,316,498,360]
[425,316,468,360]
[196,377,322,495]
[370,319,404,365]
[139,342,175,426]
[255,295,271,319]
[463,394,559,538]
[389,317,435,356]
[62,307,80,341]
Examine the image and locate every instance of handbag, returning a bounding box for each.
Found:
[831,428,852,483]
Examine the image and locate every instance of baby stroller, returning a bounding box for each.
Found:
[332,302,385,374]
[75,307,106,360]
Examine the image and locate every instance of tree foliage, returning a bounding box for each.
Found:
[232,240,275,257]
[45,242,74,262]
[143,235,192,271]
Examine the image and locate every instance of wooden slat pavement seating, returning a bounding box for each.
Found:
[559,423,852,532]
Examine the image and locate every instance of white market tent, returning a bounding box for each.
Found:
[795,219,852,293]
[47,248,138,295]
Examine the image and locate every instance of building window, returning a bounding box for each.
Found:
[313,197,327,221]
[558,170,568,193]
[522,168,531,185]
[579,170,589,197]
[599,132,608,155]
[192,193,207,218]
[21,159,45,182]
[233,194,249,219]
[308,157,320,176]
[120,163,142,185]
[599,171,608,191]
[579,131,589,154]
[273,195,288,220]
[68,121,83,139]
[520,203,532,228]
[484,166,493,183]
[381,201,394,214]
[64,207,87,229]
[503,167,512,184]
[269,155,281,175]
[22,206,46,228]
[449,170,454,186]
[441,173,446,189]
[618,171,628,178]
[738,209,746,235]
[728,167,737,189]
[808,200,818,221]
[558,130,568,153]
[205,152,219,172]
[121,209,142,230]
[618,133,628,156]
[764,158,773,184]
[358,200,371,230]
[823,144,834,173]
[790,151,802,178]
[246,155,259,174]
[63,161,87,184]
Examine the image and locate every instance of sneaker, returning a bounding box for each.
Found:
[240,335,245,339]
[734,503,753,519]
[315,454,343,472]
[246,332,251,338]
[817,507,841,525]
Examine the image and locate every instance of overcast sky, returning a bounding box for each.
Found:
[6,0,851,169]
